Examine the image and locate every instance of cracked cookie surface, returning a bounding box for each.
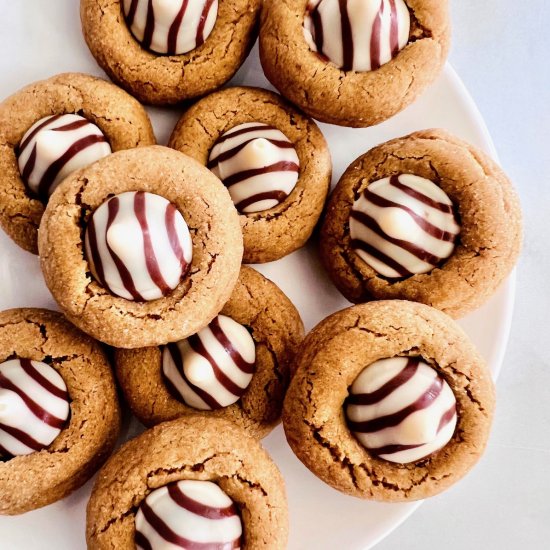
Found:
[319,128,523,318]
[38,146,243,349]
[0,72,155,254]
[259,0,450,127]
[0,308,120,515]
[80,0,261,105]
[282,300,495,501]
[169,86,332,263]
[115,265,305,438]
[86,415,288,549]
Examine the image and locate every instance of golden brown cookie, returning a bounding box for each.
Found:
[282,300,495,502]
[115,265,304,438]
[80,0,261,105]
[259,0,451,127]
[319,129,522,318]
[169,86,332,263]
[86,415,288,549]
[0,308,120,515]
[0,72,155,254]
[38,145,243,349]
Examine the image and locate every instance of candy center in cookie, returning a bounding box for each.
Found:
[84,191,193,301]
[349,174,460,278]
[123,0,219,55]
[17,114,111,200]
[0,358,70,458]
[345,356,457,463]
[303,0,411,72]
[162,314,256,410]
[208,122,300,214]
[135,479,243,550]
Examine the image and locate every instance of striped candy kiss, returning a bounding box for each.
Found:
[349,174,460,279]
[17,113,111,199]
[162,315,256,410]
[123,0,219,55]
[303,0,410,72]
[208,122,300,214]
[345,357,457,464]
[135,480,242,550]
[85,191,193,302]
[0,358,70,458]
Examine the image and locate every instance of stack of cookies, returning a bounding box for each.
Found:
[0,1,522,549]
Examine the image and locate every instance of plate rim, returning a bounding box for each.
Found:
[362,63,517,550]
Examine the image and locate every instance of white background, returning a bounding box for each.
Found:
[378,2,550,548]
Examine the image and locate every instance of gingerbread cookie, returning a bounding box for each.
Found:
[86,415,288,549]
[0,308,120,515]
[282,300,495,501]
[0,72,155,254]
[169,86,332,263]
[38,146,243,349]
[115,266,304,438]
[319,129,522,318]
[81,0,261,105]
[259,0,451,127]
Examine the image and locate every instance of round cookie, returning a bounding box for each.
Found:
[319,129,522,318]
[38,145,243,349]
[0,72,155,254]
[0,308,120,515]
[86,415,289,549]
[282,300,496,501]
[80,0,261,105]
[169,86,332,263]
[259,0,451,127]
[115,266,304,438]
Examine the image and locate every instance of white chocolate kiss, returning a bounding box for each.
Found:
[377,207,421,241]
[208,122,300,214]
[123,0,219,55]
[0,359,70,457]
[346,357,457,463]
[85,191,193,302]
[349,174,460,278]
[162,315,256,410]
[135,480,242,550]
[304,0,410,72]
[17,114,111,198]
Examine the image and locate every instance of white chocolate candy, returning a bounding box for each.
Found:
[123,0,219,55]
[377,207,421,241]
[162,315,256,410]
[135,480,242,550]
[0,358,70,457]
[304,0,410,72]
[349,174,460,278]
[208,122,300,214]
[17,114,111,198]
[84,191,193,301]
[345,357,457,463]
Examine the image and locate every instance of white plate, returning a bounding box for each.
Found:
[0,2,514,549]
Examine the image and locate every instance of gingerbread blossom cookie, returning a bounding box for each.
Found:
[81,0,262,105]
[259,0,451,127]
[169,86,332,263]
[0,72,155,254]
[320,129,522,318]
[38,146,243,349]
[282,300,496,501]
[0,308,120,515]
[86,415,288,549]
[115,266,304,438]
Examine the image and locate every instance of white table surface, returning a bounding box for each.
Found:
[378,1,550,548]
